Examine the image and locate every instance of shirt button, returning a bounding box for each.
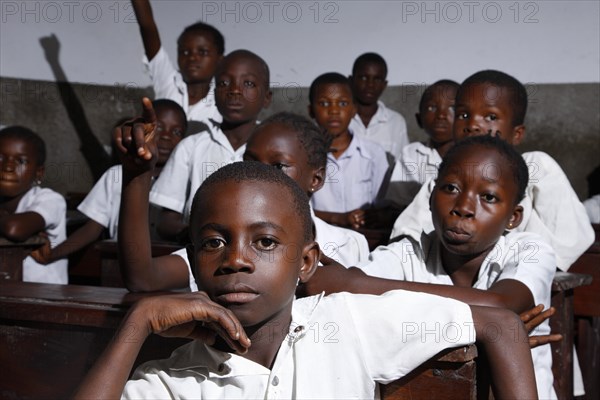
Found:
[272,376,279,386]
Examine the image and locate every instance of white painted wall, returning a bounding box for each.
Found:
[1,0,598,87]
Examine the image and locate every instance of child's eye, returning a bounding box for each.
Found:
[318,101,330,107]
[201,238,225,251]
[456,112,468,120]
[273,163,289,170]
[442,183,459,193]
[255,237,278,251]
[339,101,348,107]
[18,157,28,165]
[244,81,256,88]
[485,114,498,121]
[217,80,229,87]
[427,105,436,112]
[180,50,190,56]
[172,129,183,138]
[481,193,498,203]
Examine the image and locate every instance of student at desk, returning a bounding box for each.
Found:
[0,126,67,284]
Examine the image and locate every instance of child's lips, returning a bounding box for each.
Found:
[444,227,471,243]
[216,283,259,305]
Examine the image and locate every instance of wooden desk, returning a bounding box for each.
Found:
[550,271,593,400]
[382,345,478,399]
[0,281,189,399]
[569,223,600,400]
[0,281,478,400]
[0,235,45,281]
[95,239,182,287]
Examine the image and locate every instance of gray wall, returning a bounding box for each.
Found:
[1,77,598,199]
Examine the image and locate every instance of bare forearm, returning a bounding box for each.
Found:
[0,212,45,242]
[471,305,538,399]
[72,307,149,399]
[119,171,154,291]
[131,0,161,59]
[47,220,104,262]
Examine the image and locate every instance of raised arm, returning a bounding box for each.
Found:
[72,292,250,399]
[115,98,190,292]
[131,0,161,61]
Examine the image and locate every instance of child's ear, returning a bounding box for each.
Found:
[262,89,273,109]
[298,241,320,283]
[415,113,423,129]
[511,125,526,145]
[506,205,524,231]
[310,166,326,194]
[185,244,198,282]
[35,165,45,183]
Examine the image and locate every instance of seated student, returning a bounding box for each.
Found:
[353,135,556,399]
[386,80,459,207]
[308,72,390,230]
[243,112,370,266]
[30,100,187,266]
[132,0,224,130]
[150,50,272,242]
[349,53,409,162]
[116,104,369,291]
[73,152,538,398]
[0,126,67,284]
[390,70,594,273]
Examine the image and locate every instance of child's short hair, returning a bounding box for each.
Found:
[459,70,528,126]
[438,135,529,204]
[152,98,189,133]
[419,79,460,112]
[190,161,313,241]
[352,52,388,77]
[255,112,332,169]
[309,72,352,104]
[178,21,225,55]
[0,126,46,165]
[218,50,270,89]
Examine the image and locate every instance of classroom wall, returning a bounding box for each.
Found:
[1,1,599,198]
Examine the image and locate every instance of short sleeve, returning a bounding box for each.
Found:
[24,188,66,230]
[144,46,179,101]
[78,166,120,229]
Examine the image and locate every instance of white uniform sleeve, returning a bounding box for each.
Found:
[144,47,178,100]
[150,136,194,213]
[389,178,435,241]
[25,188,66,231]
[77,166,118,229]
[520,152,594,271]
[171,247,198,292]
[357,239,416,280]
[342,290,475,383]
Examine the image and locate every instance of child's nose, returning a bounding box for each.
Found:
[451,193,475,218]
[218,242,255,274]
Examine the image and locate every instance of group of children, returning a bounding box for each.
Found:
[0,0,596,398]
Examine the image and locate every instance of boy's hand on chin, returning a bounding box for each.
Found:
[132,292,251,354]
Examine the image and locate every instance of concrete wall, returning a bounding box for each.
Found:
[1,76,598,199]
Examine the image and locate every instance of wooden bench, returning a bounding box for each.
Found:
[0,235,45,281]
[0,280,477,399]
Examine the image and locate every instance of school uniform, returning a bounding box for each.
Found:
[150,122,246,222]
[144,46,221,129]
[17,186,67,284]
[122,290,475,399]
[389,151,594,272]
[583,194,600,223]
[349,101,409,162]
[359,231,557,400]
[386,141,441,207]
[311,135,389,213]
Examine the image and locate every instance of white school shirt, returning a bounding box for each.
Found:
[359,231,557,400]
[386,141,442,207]
[17,186,68,284]
[150,123,246,222]
[122,290,475,399]
[389,151,594,272]
[144,46,221,129]
[77,165,122,239]
[349,100,409,162]
[311,135,389,213]
[583,194,600,224]
[174,208,370,292]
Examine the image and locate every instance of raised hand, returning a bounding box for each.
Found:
[39,33,60,63]
[113,97,158,175]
